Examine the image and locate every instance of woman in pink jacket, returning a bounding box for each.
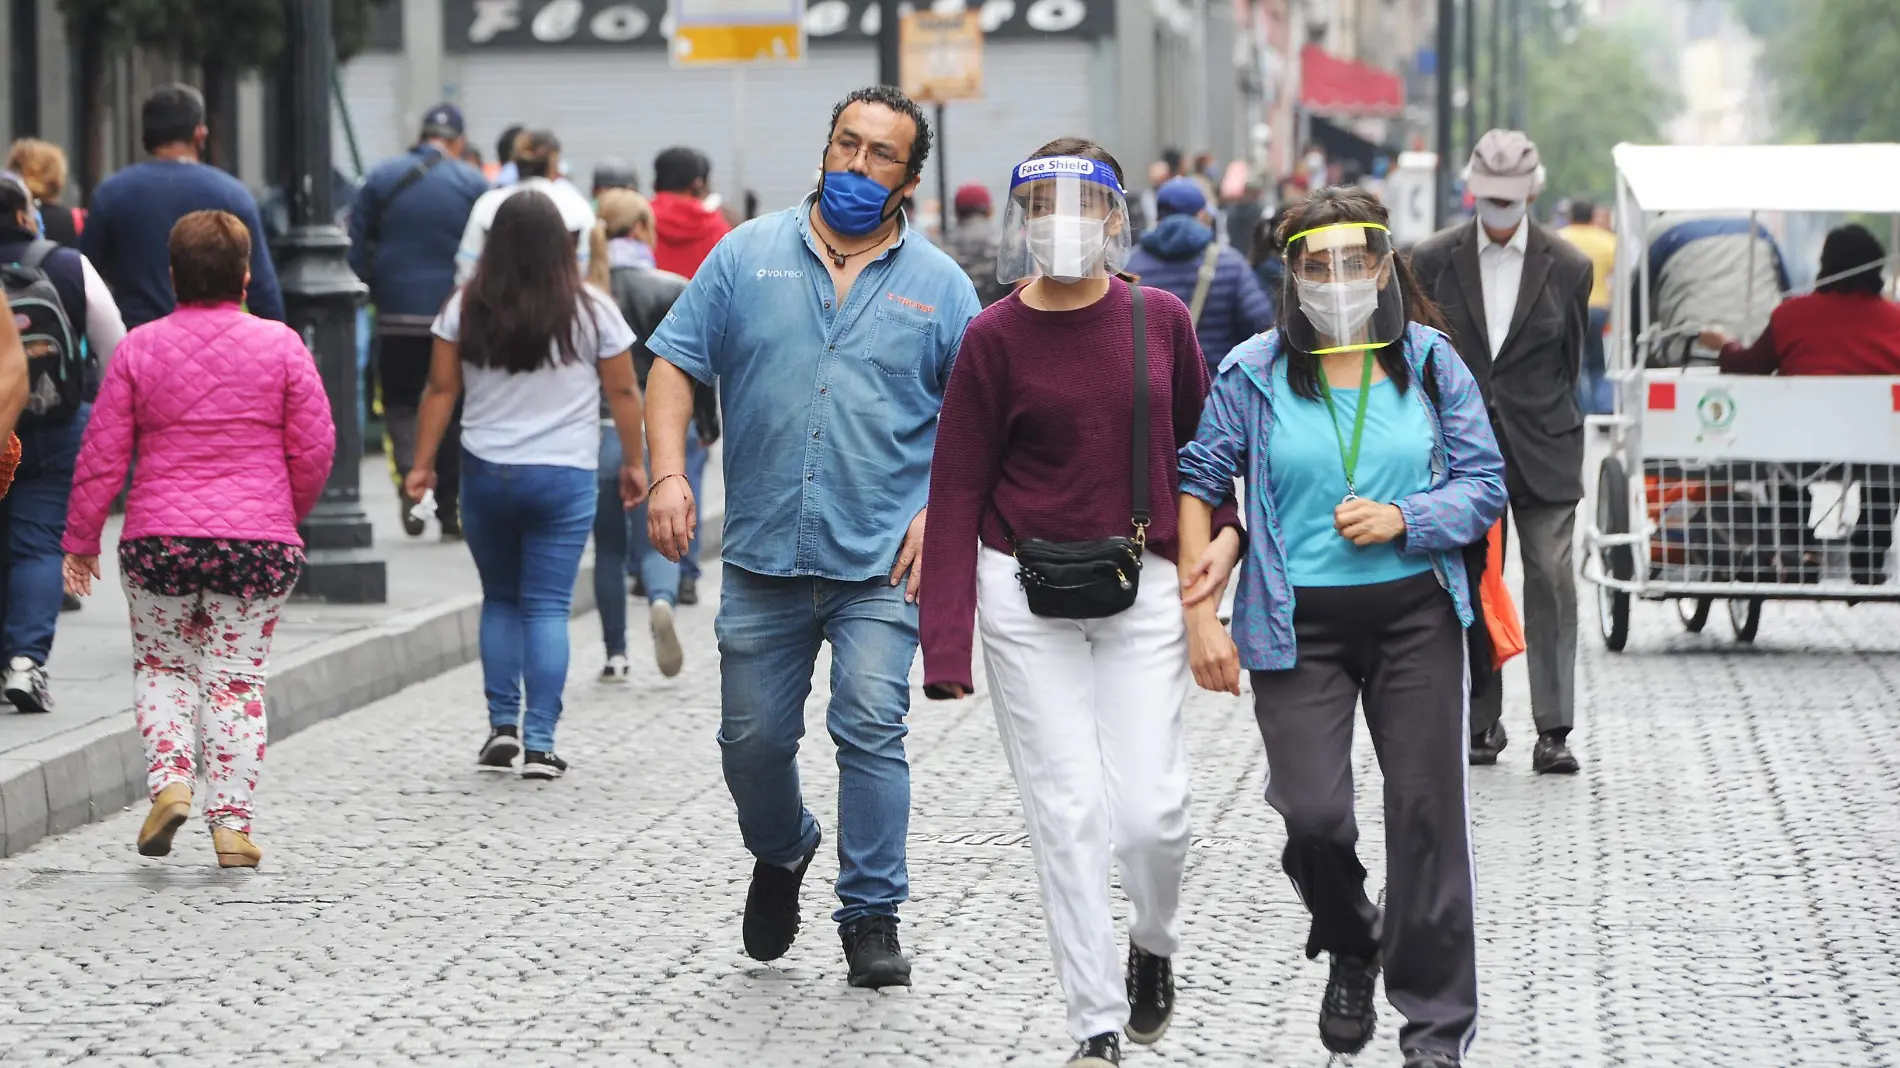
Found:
[61,210,336,868]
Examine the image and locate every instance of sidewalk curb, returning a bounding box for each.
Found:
[0,520,721,858]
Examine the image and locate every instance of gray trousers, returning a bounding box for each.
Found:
[1471,500,1577,735]
[1251,572,1477,1058]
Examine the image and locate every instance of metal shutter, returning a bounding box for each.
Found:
[334,53,406,177]
[456,51,875,213]
[929,40,1096,221]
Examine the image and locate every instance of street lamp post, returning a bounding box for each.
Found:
[277,0,384,603]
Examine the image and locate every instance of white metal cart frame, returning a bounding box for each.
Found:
[1584,143,1900,649]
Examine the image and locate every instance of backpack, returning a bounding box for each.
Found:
[1420,350,1499,699]
[1,241,84,422]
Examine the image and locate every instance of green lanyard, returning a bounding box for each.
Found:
[1314,352,1376,501]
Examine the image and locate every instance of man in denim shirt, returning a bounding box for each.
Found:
[644,86,980,989]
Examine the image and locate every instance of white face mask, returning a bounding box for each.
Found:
[1026,215,1108,283]
[1295,277,1381,342]
[1478,198,1528,232]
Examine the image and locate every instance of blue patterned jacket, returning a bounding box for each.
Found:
[1178,323,1508,671]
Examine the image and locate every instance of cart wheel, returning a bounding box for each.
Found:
[1729,597,1763,643]
[1597,457,1633,652]
[1678,596,1713,633]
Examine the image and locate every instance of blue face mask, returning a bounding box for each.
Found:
[818,169,898,238]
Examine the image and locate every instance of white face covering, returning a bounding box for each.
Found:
[1477,198,1528,232]
[1025,215,1108,282]
[1295,277,1382,342]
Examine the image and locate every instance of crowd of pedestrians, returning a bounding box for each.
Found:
[0,63,1656,1068]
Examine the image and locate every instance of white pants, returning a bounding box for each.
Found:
[977,547,1193,1041]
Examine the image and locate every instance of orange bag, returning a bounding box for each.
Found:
[1481,520,1526,670]
[0,432,20,500]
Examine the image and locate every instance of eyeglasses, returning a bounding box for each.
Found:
[1294,253,1383,282]
[828,135,908,172]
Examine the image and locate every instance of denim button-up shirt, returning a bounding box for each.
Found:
[1178,323,1508,671]
[647,196,982,581]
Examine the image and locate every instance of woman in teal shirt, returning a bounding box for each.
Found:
[1177,189,1507,1068]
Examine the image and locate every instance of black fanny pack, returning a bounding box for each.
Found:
[1003,286,1152,620]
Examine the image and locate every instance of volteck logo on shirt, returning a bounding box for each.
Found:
[756,269,804,280]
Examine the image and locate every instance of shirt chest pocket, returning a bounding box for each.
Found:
[865,306,932,378]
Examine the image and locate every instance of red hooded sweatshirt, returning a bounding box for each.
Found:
[650,191,732,279]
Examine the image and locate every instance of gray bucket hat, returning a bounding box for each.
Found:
[1466,129,1545,201]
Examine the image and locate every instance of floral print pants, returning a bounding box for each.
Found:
[126,583,291,833]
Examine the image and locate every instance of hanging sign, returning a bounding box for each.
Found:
[670,0,806,65]
[445,0,1112,50]
[900,11,983,102]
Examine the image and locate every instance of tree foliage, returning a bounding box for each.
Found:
[1767,0,1900,143]
[1524,23,1679,206]
[59,0,383,65]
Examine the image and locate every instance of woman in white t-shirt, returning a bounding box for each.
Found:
[407,190,647,780]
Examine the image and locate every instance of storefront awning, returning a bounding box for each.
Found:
[1299,44,1404,117]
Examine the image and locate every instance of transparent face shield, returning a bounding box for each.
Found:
[996,156,1134,285]
[1281,222,1407,354]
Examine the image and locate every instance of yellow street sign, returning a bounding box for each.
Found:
[900,10,983,102]
[670,0,806,66]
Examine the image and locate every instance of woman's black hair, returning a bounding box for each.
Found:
[1273,186,1451,400]
[1817,223,1887,296]
[459,191,591,374]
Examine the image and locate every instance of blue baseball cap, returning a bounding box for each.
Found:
[420,103,465,139]
[1155,176,1207,218]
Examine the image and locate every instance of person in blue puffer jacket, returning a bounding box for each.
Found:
[1125,176,1274,375]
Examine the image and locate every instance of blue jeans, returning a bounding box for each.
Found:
[630,422,709,582]
[715,563,917,924]
[5,405,89,664]
[596,428,679,656]
[1579,307,1612,416]
[460,454,595,753]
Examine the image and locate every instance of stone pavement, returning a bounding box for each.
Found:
[0,452,724,855]
[1,568,1897,1067]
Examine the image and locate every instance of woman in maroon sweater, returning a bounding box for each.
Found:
[919,138,1244,1068]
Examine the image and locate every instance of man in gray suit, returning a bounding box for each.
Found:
[1409,130,1593,775]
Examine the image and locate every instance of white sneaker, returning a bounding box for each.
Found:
[4,655,51,714]
[599,654,631,683]
[650,601,684,678]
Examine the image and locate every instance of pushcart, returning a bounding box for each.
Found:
[1584,143,1900,650]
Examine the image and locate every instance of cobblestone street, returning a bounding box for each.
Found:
[2,575,1899,1067]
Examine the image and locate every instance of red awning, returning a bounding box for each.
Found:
[1299,44,1404,116]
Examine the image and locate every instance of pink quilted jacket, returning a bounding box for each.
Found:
[63,303,336,556]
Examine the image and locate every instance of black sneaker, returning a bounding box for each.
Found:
[1319,953,1380,1055]
[743,829,821,962]
[1403,1050,1460,1068]
[1125,945,1174,1044]
[520,750,568,780]
[840,914,912,989]
[60,591,81,613]
[476,726,520,771]
[678,574,699,606]
[439,513,463,541]
[1069,1033,1121,1066]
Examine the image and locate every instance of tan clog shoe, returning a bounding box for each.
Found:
[136,784,192,857]
[211,826,262,868]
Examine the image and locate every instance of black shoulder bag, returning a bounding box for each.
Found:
[1003,285,1151,619]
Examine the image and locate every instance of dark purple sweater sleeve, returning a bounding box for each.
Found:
[920,324,1005,694]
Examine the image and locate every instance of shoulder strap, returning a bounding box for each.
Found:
[1130,284,1151,534]
[1421,348,1441,409]
[366,151,445,245]
[1187,241,1220,326]
[18,240,57,271]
